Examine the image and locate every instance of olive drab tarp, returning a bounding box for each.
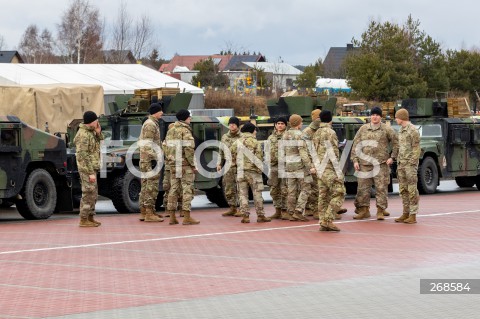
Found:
[0,84,104,134]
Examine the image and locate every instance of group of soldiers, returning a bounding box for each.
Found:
[75,102,421,231]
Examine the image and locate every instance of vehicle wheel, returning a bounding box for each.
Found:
[345,182,358,195]
[0,199,14,208]
[455,176,475,188]
[204,185,229,208]
[417,157,438,194]
[111,170,140,213]
[155,191,165,211]
[16,168,56,220]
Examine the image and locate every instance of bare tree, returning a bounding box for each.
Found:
[18,25,40,63]
[0,35,6,50]
[57,0,102,63]
[132,14,153,61]
[109,0,132,63]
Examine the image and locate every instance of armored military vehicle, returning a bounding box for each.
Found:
[0,116,73,219]
[391,98,480,193]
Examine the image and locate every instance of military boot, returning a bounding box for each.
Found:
[269,207,282,219]
[241,213,250,223]
[79,217,97,227]
[304,209,313,216]
[395,212,410,223]
[337,208,348,215]
[335,213,342,220]
[403,214,417,224]
[353,206,371,220]
[222,206,236,217]
[139,206,146,221]
[168,211,179,225]
[144,207,164,222]
[182,211,200,225]
[257,214,271,223]
[378,206,390,216]
[312,210,320,220]
[290,211,309,221]
[88,215,101,226]
[319,221,340,232]
[234,208,243,217]
[281,210,291,220]
[376,207,386,221]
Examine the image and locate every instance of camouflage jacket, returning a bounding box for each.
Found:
[267,129,286,167]
[313,123,340,171]
[166,120,196,168]
[282,128,313,172]
[217,129,242,167]
[398,122,421,165]
[139,115,161,162]
[301,119,320,159]
[74,124,104,175]
[351,122,399,166]
[231,132,263,173]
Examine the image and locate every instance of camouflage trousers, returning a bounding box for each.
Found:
[139,161,160,209]
[397,163,419,214]
[306,174,318,212]
[286,170,312,214]
[163,166,183,209]
[238,170,264,215]
[223,166,238,207]
[355,163,390,209]
[79,172,98,219]
[318,169,346,222]
[167,166,195,212]
[268,166,287,210]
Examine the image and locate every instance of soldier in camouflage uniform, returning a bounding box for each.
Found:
[393,108,421,224]
[162,123,183,215]
[74,111,104,227]
[267,116,288,219]
[216,116,242,217]
[166,109,200,225]
[313,110,346,231]
[231,122,271,223]
[351,106,398,220]
[282,114,316,221]
[301,109,320,218]
[138,103,164,222]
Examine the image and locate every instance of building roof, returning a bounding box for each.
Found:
[223,55,265,71]
[242,62,302,75]
[0,64,204,95]
[323,44,357,77]
[0,51,24,63]
[160,54,232,73]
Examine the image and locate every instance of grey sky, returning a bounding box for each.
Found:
[0,0,479,66]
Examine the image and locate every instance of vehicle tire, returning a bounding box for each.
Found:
[345,182,358,195]
[0,199,14,208]
[111,170,140,213]
[155,191,165,211]
[455,176,475,188]
[204,185,229,208]
[417,157,439,194]
[16,169,56,220]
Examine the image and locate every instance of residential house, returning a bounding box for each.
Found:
[323,44,357,78]
[0,51,24,63]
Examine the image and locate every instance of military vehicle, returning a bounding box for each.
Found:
[391,98,480,193]
[0,115,73,219]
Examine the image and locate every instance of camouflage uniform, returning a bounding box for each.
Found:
[301,119,320,215]
[162,127,183,210]
[313,123,346,223]
[267,128,287,211]
[351,122,398,214]
[166,121,196,214]
[139,115,161,210]
[231,132,268,221]
[282,128,313,219]
[74,124,103,220]
[217,130,242,207]
[397,123,421,215]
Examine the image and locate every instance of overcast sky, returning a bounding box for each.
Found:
[0,0,479,66]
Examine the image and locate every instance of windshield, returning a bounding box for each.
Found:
[391,123,442,138]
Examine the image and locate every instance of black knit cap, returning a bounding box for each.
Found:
[176,109,191,121]
[371,106,383,116]
[228,116,240,127]
[320,110,332,123]
[241,122,256,134]
[148,102,163,115]
[274,116,288,125]
[83,111,98,124]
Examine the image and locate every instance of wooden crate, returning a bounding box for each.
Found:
[157,87,180,99]
[447,98,471,118]
[382,102,395,118]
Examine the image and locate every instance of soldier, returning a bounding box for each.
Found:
[231,122,271,223]
[351,106,398,220]
[166,109,200,225]
[162,123,183,216]
[74,111,103,227]
[394,108,421,224]
[282,114,316,221]
[138,103,164,222]
[216,116,242,217]
[313,110,346,231]
[267,116,288,219]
